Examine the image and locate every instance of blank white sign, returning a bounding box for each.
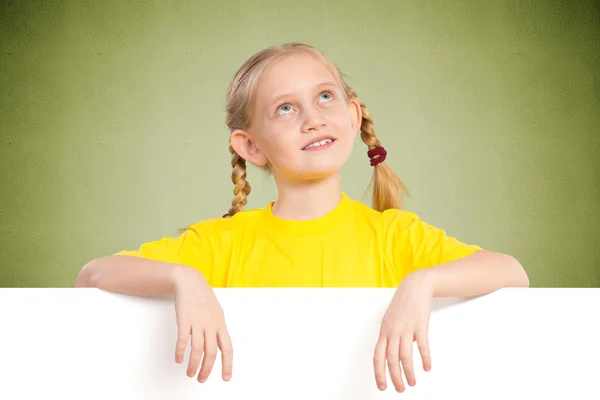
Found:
[0,288,598,399]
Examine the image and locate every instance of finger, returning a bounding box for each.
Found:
[198,330,218,382]
[373,337,388,390]
[175,323,190,364]
[218,329,234,381]
[386,338,405,393]
[416,329,432,372]
[187,325,204,378]
[400,335,416,387]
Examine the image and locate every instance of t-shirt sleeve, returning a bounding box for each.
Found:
[384,210,483,277]
[114,223,220,282]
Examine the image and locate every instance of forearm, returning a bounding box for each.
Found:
[421,250,529,298]
[75,255,202,296]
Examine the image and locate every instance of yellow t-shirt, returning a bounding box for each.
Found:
[116,193,482,288]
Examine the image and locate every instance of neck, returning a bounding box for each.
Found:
[271,172,343,220]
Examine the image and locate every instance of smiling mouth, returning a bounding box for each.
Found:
[302,138,336,150]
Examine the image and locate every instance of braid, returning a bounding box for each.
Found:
[347,87,409,211]
[226,143,251,217]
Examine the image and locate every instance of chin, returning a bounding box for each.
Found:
[279,150,352,181]
[295,161,346,181]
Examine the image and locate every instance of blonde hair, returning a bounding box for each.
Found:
[224,43,409,217]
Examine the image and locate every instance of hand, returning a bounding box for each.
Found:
[374,270,434,392]
[172,266,233,383]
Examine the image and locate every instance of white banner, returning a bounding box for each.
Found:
[0,288,597,399]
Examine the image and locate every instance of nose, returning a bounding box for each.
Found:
[300,108,326,133]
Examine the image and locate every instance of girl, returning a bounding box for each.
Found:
[76,43,529,394]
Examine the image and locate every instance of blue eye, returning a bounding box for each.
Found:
[318,91,333,103]
[276,104,292,116]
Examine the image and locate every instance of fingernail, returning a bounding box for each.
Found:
[378,384,385,390]
[224,374,231,381]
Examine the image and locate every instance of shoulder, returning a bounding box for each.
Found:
[183,207,264,237]
[346,196,419,228]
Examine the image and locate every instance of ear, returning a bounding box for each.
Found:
[230,129,268,167]
[348,98,362,139]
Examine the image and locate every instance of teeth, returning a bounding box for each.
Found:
[305,139,333,149]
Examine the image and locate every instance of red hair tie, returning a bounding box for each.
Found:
[367,146,387,166]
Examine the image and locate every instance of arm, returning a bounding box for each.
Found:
[385,210,529,297]
[75,255,208,296]
[375,212,530,392]
[416,249,530,298]
[76,255,232,383]
[76,223,218,295]
[374,250,529,392]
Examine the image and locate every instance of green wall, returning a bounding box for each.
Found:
[1,1,599,287]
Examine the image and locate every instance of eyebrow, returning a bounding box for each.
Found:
[267,81,339,108]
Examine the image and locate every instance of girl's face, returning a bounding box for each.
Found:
[231,52,362,182]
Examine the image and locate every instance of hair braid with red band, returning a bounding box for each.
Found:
[347,86,409,211]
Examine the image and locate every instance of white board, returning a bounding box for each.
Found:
[0,288,598,399]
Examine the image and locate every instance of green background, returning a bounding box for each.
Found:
[1,1,599,288]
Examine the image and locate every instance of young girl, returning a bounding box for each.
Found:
[76,43,529,394]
